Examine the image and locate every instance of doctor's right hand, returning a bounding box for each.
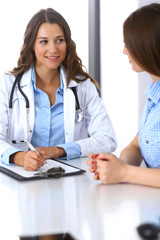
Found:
[10,151,46,171]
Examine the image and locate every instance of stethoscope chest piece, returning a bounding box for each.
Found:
[71,86,84,123]
[75,109,84,123]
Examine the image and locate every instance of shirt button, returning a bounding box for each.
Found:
[148,98,151,101]
[29,130,32,133]
[146,140,149,144]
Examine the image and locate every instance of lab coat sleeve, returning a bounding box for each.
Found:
[75,79,117,156]
[56,142,82,160]
[0,73,23,161]
[1,148,22,165]
[0,75,13,151]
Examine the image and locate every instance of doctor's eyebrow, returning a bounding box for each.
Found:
[37,35,65,40]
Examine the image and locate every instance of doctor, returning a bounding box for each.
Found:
[0,8,117,171]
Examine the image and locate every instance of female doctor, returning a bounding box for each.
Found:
[0,8,117,171]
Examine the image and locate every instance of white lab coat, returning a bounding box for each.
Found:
[0,65,117,159]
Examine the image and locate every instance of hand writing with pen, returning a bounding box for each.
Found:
[10,144,46,171]
[10,141,67,171]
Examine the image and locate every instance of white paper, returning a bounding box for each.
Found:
[0,159,80,178]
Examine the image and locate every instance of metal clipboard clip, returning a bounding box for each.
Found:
[34,167,65,178]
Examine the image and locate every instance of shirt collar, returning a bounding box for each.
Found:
[31,64,37,90]
[31,64,64,94]
[145,78,160,104]
[59,71,64,94]
[60,64,78,88]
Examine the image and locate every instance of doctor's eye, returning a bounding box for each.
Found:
[40,40,48,44]
[56,38,65,43]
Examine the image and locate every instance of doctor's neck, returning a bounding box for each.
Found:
[35,66,60,85]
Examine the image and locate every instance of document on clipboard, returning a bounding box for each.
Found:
[0,159,86,181]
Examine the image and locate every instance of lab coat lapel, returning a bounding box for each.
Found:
[13,69,35,141]
[64,88,75,142]
[21,70,35,141]
[60,65,77,143]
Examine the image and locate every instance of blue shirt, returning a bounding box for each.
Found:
[138,78,160,168]
[1,66,81,165]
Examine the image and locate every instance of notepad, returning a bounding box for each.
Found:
[0,159,85,181]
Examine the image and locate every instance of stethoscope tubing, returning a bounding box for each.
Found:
[8,73,30,143]
[9,72,29,109]
[8,72,84,143]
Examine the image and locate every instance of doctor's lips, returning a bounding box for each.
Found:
[46,56,60,60]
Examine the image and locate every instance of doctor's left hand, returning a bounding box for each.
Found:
[36,146,66,159]
[10,151,46,171]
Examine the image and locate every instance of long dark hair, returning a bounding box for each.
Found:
[10,8,98,87]
[123,3,160,76]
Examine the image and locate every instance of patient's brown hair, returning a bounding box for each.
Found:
[123,3,160,76]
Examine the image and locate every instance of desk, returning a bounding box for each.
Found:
[0,157,160,240]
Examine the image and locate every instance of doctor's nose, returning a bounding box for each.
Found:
[48,42,57,54]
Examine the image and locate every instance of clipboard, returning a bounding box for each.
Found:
[0,159,86,181]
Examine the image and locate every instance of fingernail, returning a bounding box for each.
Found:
[92,166,95,171]
[95,154,99,158]
[91,161,95,165]
[91,154,95,159]
[95,172,98,176]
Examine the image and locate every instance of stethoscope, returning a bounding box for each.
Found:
[70,86,84,123]
[8,72,30,144]
[8,73,84,144]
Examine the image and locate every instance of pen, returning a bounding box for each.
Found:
[26,140,50,168]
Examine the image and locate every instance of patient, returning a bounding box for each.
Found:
[87,3,160,188]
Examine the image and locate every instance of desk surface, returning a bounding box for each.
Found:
[0,157,160,240]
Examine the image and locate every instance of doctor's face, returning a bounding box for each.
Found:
[33,22,67,70]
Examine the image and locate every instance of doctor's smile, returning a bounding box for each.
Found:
[46,56,60,61]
